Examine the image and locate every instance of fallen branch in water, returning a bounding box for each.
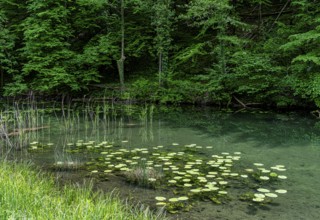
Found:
[311,110,320,119]
[233,96,262,109]
[233,96,247,108]
[4,126,49,137]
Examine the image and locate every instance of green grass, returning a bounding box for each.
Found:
[0,161,164,220]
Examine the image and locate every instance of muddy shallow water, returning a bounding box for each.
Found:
[11,106,320,220]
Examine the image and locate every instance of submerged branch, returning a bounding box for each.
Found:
[233,96,248,108]
[2,126,49,137]
[311,110,320,119]
[233,96,262,109]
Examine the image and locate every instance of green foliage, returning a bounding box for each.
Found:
[2,0,103,94]
[152,0,174,83]
[130,76,207,104]
[131,78,158,101]
[152,0,174,54]
[229,52,281,97]
[0,0,320,108]
[0,11,14,68]
[277,0,320,107]
[181,0,231,31]
[0,3,21,86]
[174,43,206,65]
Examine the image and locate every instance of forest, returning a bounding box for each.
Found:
[0,0,319,108]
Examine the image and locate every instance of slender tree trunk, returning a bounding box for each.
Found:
[117,0,125,89]
[258,2,263,33]
[220,42,226,75]
[158,52,162,86]
[219,25,227,75]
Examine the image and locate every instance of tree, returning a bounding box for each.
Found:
[0,0,26,93]
[278,0,320,106]
[176,0,248,102]
[0,9,14,89]
[19,1,77,93]
[3,0,108,95]
[151,0,174,86]
[117,0,125,89]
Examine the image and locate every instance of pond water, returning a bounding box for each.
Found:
[5,105,320,220]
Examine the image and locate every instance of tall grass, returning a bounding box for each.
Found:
[0,161,165,220]
[0,99,47,158]
[0,98,157,159]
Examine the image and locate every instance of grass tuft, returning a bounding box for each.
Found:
[124,167,164,188]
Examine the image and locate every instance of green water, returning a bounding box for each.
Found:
[10,106,320,220]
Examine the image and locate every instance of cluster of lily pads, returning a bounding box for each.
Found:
[28,142,54,151]
[28,140,288,213]
[239,163,288,204]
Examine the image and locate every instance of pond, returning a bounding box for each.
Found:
[3,104,320,220]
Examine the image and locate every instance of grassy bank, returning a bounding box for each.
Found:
[0,161,163,220]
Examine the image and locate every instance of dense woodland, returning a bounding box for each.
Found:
[0,0,319,108]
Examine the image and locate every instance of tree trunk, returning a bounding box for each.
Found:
[158,52,162,86]
[117,0,125,89]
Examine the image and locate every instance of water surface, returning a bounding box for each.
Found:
[10,105,320,220]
